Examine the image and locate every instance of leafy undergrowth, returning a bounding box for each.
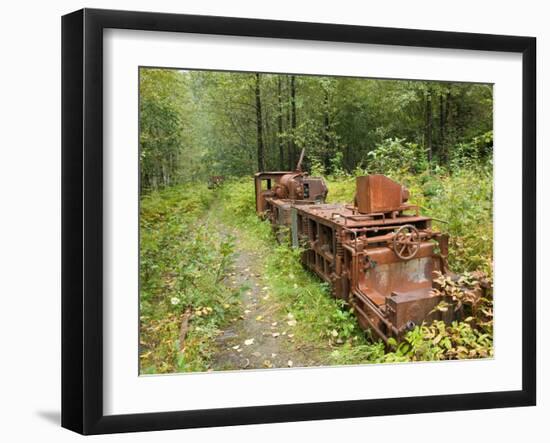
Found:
[139,184,241,374]
[380,271,493,363]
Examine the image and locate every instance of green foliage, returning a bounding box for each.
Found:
[366,138,428,174]
[140,68,493,184]
[450,130,493,168]
[139,69,200,191]
[381,271,493,362]
[383,320,493,363]
[324,176,356,203]
[431,271,494,335]
[412,166,493,276]
[139,184,241,373]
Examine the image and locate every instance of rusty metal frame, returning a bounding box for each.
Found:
[62,7,536,435]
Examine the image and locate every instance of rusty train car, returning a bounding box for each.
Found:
[255,154,454,343]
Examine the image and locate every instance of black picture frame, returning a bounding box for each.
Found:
[61,8,536,435]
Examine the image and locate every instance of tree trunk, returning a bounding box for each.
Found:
[323,86,330,170]
[290,75,297,169]
[439,92,446,164]
[255,73,265,172]
[445,91,452,162]
[265,104,271,169]
[286,77,292,170]
[277,76,285,170]
[425,88,433,163]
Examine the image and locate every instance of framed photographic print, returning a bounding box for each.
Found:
[61,8,536,435]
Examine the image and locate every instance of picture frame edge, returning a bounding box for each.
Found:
[61,8,537,435]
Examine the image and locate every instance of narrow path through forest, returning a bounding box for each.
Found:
[208,213,322,371]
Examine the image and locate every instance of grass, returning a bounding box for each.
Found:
[139,184,242,373]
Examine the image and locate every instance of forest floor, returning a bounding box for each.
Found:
[210,212,323,371]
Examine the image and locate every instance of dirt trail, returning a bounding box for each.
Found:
[211,224,319,371]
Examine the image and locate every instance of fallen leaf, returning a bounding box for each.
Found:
[287,360,293,367]
[287,334,294,338]
[271,322,278,327]
[271,353,277,358]
[244,309,251,314]
[252,351,261,357]
[287,320,297,327]
[255,315,263,321]
[331,329,339,337]
[272,332,280,338]
[232,345,240,350]
[244,338,255,346]
[263,360,273,368]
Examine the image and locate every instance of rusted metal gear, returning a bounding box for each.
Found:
[392,224,421,260]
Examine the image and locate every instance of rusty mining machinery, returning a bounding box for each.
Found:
[254,151,453,343]
[254,149,328,241]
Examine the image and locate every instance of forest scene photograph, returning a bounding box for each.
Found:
[138,67,494,375]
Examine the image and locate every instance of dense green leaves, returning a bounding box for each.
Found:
[140,69,203,190]
[139,68,493,191]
